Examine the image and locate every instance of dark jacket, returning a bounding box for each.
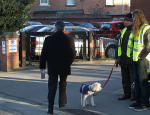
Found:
[115,25,133,67]
[39,31,76,75]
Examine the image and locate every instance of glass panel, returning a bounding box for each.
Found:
[41,0,48,3]
[67,0,75,5]
[40,0,48,5]
[101,24,111,30]
[106,0,114,5]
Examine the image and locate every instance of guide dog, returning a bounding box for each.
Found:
[80,82,102,107]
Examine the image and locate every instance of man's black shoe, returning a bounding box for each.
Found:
[129,103,138,109]
[118,95,130,100]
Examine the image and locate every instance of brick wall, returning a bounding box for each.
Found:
[131,0,150,21]
[0,33,19,71]
[29,0,130,17]
[31,16,113,24]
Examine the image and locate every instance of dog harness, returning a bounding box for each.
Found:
[80,83,90,94]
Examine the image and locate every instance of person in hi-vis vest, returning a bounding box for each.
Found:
[115,13,135,101]
[128,9,150,111]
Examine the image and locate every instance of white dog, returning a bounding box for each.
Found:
[80,82,102,107]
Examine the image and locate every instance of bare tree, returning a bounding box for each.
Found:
[88,3,109,17]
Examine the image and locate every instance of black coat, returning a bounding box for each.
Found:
[115,25,133,67]
[39,31,76,75]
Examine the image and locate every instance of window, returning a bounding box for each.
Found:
[101,24,111,30]
[40,0,49,6]
[106,0,114,6]
[66,0,75,5]
[115,23,125,29]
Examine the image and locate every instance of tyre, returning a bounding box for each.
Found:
[105,45,116,58]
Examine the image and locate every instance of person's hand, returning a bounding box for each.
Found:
[40,69,45,79]
[115,59,118,68]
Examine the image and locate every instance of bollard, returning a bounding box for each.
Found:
[100,39,105,58]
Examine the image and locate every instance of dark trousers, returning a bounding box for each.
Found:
[48,75,67,113]
[121,66,134,97]
[133,59,149,107]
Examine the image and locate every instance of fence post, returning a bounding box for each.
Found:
[20,32,26,67]
[88,31,94,61]
[82,32,87,60]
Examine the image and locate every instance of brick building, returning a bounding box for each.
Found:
[29,0,131,24]
[131,0,150,21]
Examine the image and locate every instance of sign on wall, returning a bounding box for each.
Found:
[9,40,17,52]
[2,41,6,54]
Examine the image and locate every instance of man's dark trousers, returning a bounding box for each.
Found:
[48,75,67,113]
[133,59,149,107]
[121,66,133,97]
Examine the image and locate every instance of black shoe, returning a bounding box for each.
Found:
[47,111,53,115]
[134,105,149,111]
[47,106,53,114]
[118,95,130,100]
[59,105,66,109]
[129,103,138,109]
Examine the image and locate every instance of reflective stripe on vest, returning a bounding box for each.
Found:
[127,32,133,58]
[118,28,127,56]
[133,25,150,61]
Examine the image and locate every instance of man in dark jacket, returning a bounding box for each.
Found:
[39,21,76,114]
[115,13,135,101]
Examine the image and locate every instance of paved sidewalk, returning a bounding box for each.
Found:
[0,93,72,115]
[0,60,149,115]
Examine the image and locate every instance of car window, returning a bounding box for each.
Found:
[21,25,38,32]
[38,27,54,32]
[25,21,42,26]
[78,23,95,28]
[73,23,80,26]
[65,28,73,31]
[65,23,73,26]
[92,23,100,28]
[50,22,55,25]
[101,24,111,30]
[73,29,86,31]
[30,26,45,32]
[115,23,125,29]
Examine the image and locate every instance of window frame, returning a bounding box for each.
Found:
[66,0,75,6]
[40,0,50,6]
[106,0,114,6]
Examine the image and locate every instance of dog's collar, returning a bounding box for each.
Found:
[89,86,94,92]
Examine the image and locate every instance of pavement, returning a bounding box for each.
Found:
[0,60,150,115]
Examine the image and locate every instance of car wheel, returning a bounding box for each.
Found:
[105,45,116,58]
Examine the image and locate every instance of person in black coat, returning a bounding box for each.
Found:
[39,21,76,114]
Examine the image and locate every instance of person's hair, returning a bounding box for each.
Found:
[132,9,149,38]
[55,21,65,31]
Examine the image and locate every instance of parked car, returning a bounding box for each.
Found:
[37,26,55,32]
[72,22,99,31]
[99,37,117,58]
[24,21,42,26]
[30,26,117,59]
[50,21,74,26]
[17,25,47,35]
[91,22,105,30]
[100,21,125,39]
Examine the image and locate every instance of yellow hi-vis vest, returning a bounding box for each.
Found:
[118,28,127,56]
[133,24,150,61]
[127,33,133,58]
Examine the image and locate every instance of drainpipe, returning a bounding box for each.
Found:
[122,0,124,14]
